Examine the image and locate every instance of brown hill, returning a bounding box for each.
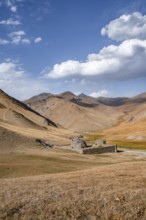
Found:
[24,92,122,132]
[103,101,146,140]
[0,89,56,128]
[24,92,54,103]
[24,91,146,140]
[0,90,75,151]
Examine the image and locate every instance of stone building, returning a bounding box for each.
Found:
[71,137,117,154]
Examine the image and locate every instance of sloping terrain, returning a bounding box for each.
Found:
[24,92,122,132]
[24,91,146,137]
[0,89,56,128]
[103,102,146,141]
[1,161,146,220]
[0,90,75,151]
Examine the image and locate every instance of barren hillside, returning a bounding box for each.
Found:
[0,90,75,151]
[24,92,122,132]
[24,91,146,138]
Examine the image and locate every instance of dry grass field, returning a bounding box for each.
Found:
[1,146,146,179]
[1,161,146,220]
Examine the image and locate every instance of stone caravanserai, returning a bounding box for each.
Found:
[71,137,117,154]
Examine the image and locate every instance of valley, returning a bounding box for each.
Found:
[0,89,146,219]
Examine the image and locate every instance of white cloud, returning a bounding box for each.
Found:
[101,12,146,41]
[0,39,9,45]
[34,37,42,43]
[9,31,25,36]
[11,36,21,44]
[0,60,51,100]
[0,61,24,81]
[10,5,17,12]
[0,18,21,25]
[43,12,146,82]
[5,0,17,13]
[0,30,40,46]
[90,90,109,98]
[9,31,31,45]
[47,60,81,78]
[21,38,31,44]
[46,39,146,80]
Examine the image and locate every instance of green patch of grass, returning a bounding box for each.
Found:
[109,140,146,150]
[84,133,105,143]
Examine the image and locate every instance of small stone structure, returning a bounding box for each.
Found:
[71,137,117,154]
[71,137,88,150]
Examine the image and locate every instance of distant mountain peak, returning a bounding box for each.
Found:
[60,91,75,96]
[78,93,87,97]
[59,91,76,99]
[24,92,53,103]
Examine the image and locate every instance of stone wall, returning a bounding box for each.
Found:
[81,145,117,154]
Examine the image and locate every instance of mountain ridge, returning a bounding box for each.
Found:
[24,91,146,107]
[23,91,146,137]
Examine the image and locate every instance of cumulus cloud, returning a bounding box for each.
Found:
[0,60,50,100]
[0,61,24,82]
[46,39,146,80]
[43,12,146,82]
[34,37,42,43]
[0,18,21,25]
[101,12,146,41]
[90,90,109,98]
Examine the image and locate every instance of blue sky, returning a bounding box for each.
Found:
[0,0,146,99]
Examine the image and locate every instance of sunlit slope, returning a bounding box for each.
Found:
[0,89,56,128]
[0,90,75,151]
[25,92,122,132]
[103,102,146,140]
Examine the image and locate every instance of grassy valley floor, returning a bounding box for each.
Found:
[1,140,146,219]
[0,147,146,179]
[1,161,146,220]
